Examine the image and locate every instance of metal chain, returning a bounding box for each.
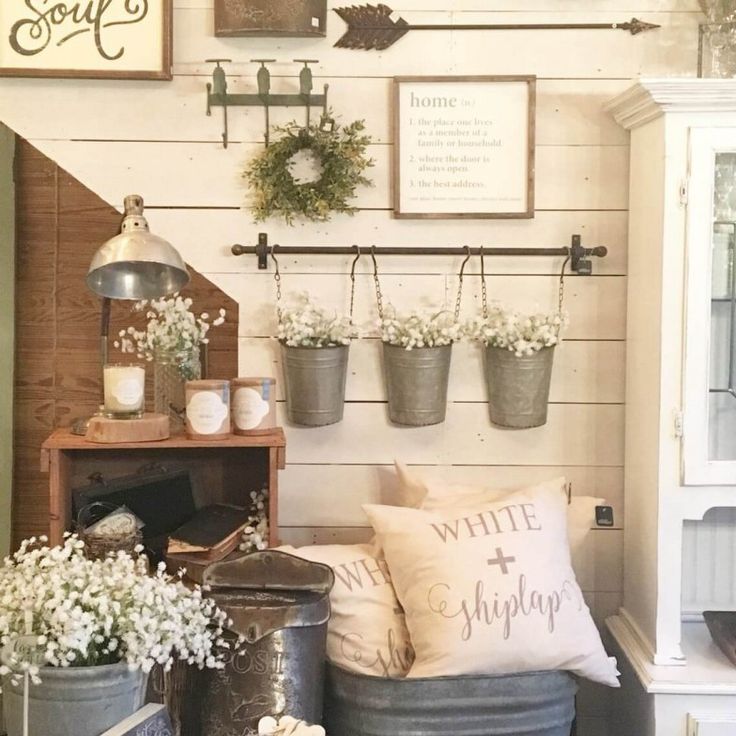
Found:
[454,247,471,322]
[371,246,384,320]
[271,246,282,318]
[480,245,489,319]
[349,245,360,321]
[557,251,570,336]
[558,252,570,315]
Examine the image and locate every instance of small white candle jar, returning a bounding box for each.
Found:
[185,380,231,439]
[232,377,277,435]
[103,364,145,419]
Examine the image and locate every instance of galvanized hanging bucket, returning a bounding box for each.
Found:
[382,343,452,426]
[324,662,577,736]
[484,345,555,429]
[281,343,349,427]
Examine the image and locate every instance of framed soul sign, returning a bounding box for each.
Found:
[0,0,173,80]
[393,76,536,219]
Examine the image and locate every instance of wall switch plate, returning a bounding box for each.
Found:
[595,505,614,527]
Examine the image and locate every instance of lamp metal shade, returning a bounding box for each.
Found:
[86,195,190,300]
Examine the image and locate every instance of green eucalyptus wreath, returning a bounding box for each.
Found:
[244,115,374,224]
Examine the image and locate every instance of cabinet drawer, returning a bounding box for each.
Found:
[688,712,736,735]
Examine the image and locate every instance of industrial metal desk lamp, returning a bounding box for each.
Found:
[72,195,190,436]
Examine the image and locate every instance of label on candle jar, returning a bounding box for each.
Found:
[187,390,229,435]
[233,386,270,430]
[113,378,144,407]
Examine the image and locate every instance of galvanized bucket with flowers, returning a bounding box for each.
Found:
[277,293,357,427]
[379,305,461,426]
[372,253,462,426]
[466,258,569,429]
[0,535,228,736]
[116,294,226,429]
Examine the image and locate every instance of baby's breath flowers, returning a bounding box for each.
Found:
[379,305,462,351]
[239,488,269,553]
[115,295,226,377]
[277,293,356,348]
[466,305,568,356]
[0,536,229,683]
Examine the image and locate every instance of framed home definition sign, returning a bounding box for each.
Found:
[0,0,173,80]
[393,76,536,219]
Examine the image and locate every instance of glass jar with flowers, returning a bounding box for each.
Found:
[0,535,228,736]
[379,306,462,426]
[115,295,226,430]
[466,305,567,429]
[277,293,356,427]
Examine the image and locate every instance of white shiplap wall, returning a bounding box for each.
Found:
[0,1,702,732]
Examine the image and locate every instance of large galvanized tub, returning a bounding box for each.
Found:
[324,662,577,736]
[201,551,335,735]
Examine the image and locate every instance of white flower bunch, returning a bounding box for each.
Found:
[380,305,462,350]
[0,536,228,683]
[239,489,269,554]
[466,305,568,356]
[277,293,355,348]
[115,295,226,363]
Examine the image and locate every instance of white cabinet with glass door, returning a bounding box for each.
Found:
[605,81,736,736]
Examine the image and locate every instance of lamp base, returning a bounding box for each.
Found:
[85,413,171,444]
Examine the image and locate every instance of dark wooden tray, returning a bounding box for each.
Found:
[704,610,736,666]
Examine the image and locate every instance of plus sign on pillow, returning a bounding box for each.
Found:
[363,481,619,686]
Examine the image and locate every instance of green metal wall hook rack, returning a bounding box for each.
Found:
[231,233,607,274]
[206,59,329,149]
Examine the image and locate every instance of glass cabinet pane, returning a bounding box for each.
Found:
[709,152,736,460]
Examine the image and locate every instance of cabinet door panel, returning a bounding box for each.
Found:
[683,128,736,484]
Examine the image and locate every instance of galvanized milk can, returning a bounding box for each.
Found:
[201,550,334,736]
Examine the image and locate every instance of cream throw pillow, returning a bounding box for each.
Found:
[394,463,603,556]
[280,543,414,678]
[363,482,619,686]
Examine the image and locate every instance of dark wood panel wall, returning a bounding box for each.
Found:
[13,138,239,548]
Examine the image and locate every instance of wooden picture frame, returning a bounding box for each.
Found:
[0,0,173,81]
[393,75,536,219]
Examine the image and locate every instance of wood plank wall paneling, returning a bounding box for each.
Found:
[0,2,703,732]
[12,140,239,547]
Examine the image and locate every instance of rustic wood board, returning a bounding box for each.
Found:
[86,413,170,444]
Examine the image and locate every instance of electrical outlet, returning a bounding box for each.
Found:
[595,505,614,527]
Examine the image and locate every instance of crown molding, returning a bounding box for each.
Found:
[606,78,736,130]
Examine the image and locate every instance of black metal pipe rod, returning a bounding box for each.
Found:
[231,244,608,258]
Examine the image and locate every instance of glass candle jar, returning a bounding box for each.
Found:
[232,378,277,435]
[103,364,145,419]
[185,380,230,440]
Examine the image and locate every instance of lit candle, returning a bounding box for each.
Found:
[103,364,145,419]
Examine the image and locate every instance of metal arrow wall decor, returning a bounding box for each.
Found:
[333,4,661,50]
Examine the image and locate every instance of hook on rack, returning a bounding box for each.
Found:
[252,59,276,145]
[205,58,232,148]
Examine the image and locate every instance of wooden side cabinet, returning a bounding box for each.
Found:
[40,429,286,547]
